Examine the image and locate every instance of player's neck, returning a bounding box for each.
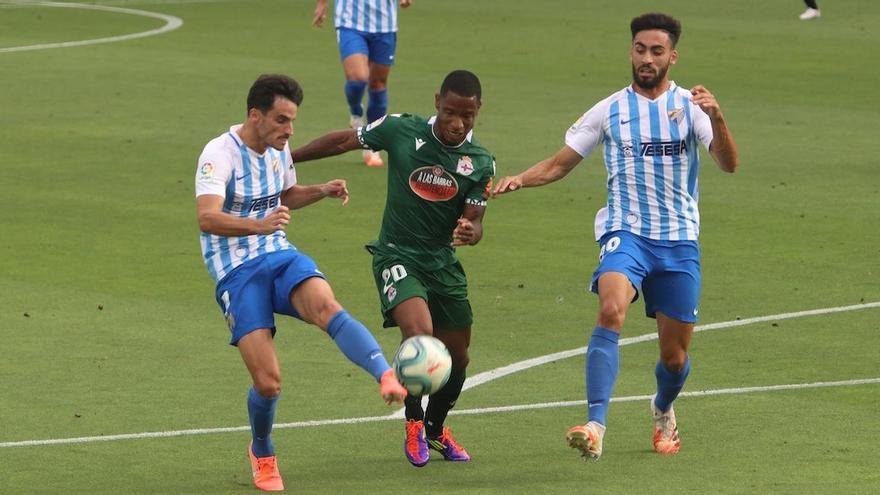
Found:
[236,124,267,154]
[631,79,671,100]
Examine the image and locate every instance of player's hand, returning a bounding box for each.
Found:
[322,179,349,205]
[690,85,722,120]
[452,217,476,247]
[399,0,412,8]
[312,1,328,27]
[257,206,290,234]
[491,175,523,197]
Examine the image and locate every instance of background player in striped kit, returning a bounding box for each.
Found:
[492,13,738,460]
[312,0,413,167]
[195,74,406,491]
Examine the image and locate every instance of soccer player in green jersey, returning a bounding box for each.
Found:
[292,70,494,467]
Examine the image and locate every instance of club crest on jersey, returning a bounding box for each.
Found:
[668,107,684,124]
[621,140,635,157]
[456,156,474,176]
[409,165,459,202]
[272,157,280,171]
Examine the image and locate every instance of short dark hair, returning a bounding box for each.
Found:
[246,74,304,114]
[630,13,682,47]
[440,70,482,102]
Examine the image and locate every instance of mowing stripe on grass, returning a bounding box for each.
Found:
[2,378,877,448]
[1,301,877,448]
[0,1,183,53]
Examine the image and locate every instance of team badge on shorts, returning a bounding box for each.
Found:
[387,286,398,302]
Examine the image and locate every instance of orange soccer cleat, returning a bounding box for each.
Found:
[248,442,284,492]
[651,397,681,455]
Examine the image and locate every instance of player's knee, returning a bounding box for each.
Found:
[254,373,281,398]
[660,351,688,373]
[449,350,469,371]
[368,80,387,91]
[311,299,344,329]
[597,300,627,329]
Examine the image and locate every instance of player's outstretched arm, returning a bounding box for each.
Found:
[492,145,583,197]
[281,179,349,210]
[291,129,362,163]
[197,194,289,236]
[691,85,739,173]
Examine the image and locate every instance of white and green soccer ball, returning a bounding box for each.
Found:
[392,335,452,395]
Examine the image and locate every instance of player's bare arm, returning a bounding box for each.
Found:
[291,129,362,163]
[197,194,289,236]
[281,179,350,209]
[492,145,583,197]
[312,0,328,27]
[691,85,739,173]
[452,204,485,247]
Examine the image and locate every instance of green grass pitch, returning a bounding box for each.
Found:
[1,0,878,493]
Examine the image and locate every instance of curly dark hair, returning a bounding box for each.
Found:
[630,13,682,47]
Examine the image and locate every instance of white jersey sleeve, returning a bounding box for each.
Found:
[564,95,613,158]
[689,97,714,151]
[283,146,297,191]
[195,137,233,197]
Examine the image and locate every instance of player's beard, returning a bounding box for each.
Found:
[631,63,668,90]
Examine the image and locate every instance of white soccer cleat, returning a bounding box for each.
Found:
[799,8,820,20]
[651,396,681,455]
[349,115,366,129]
[566,421,605,461]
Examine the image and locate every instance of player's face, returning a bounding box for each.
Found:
[433,91,480,146]
[251,96,298,151]
[630,29,677,90]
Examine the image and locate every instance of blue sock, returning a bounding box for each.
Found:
[327,310,390,382]
[366,88,388,123]
[586,326,620,426]
[247,386,278,457]
[654,357,690,412]
[344,80,367,117]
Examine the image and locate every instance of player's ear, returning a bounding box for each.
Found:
[670,49,678,65]
[435,92,441,111]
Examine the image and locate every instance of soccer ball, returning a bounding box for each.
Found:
[392,335,452,395]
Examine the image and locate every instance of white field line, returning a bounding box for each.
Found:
[1,301,877,448]
[0,1,183,53]
[2,377,878,448]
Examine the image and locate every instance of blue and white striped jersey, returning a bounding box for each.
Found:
[566,82,714,241]
[333,0,399,33]
[195,125,297,283]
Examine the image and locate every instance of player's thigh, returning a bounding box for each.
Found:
[641,246,701,323]
[366,32,396,66]
[288,277,343,329]
[269,250,328,320]
[590,231,649,302]
[425,261,473,331]
[215,257,276,345]
[337,28,370,78]
[372,254,429,328]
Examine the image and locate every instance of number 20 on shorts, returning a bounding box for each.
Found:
[382,264,408,294]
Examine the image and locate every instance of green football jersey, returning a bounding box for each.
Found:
[359,113,495,267]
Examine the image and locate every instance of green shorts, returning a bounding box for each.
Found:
[370,247,473,330]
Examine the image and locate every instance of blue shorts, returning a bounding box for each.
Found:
[590,231,701,323]
[214,249,325,345]
[336,27,396,65]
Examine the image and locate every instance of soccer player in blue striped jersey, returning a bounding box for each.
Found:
[195,74,407,491]
[493,13,738,460]
[312,0,413,167]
